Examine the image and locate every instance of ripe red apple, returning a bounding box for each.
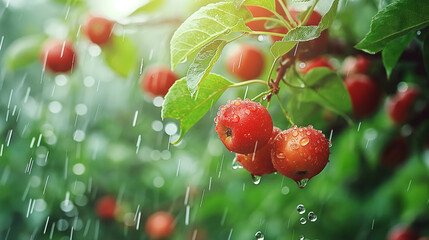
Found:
[141,66,179,97]
[40,39,76,73]
[226,44,265,81]
[344,74,382,118]
[145,211,175,239]
[387,225,419,240]
[342,55,371,76]
[387,87,420,125]
[215,98,273,155]
[95,196,117,219]
[271,125,330,187]
[270,10,328,61]
[235,127,281,176]
[245,1,287,32]
[299,56,334,74]
[83,15,114,46]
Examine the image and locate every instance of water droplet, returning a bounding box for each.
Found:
[231,114,240,123]
[300,138,310,146]
[232,157,243,169]
[251,174,261,185]
[214,116,219,123]
[308,211,317,222]
[296,204,306,214]
[291,143,299,150]
[306,131,311,136]
[299,235,305,240]
[293,124,298,129]
[276,152,285,159]
[244,109,250,115]
[328,140,333,148]
[255,231,264,240]
[292,130,298,137]
[248,104,256,112]
[300,217,307,224]
[308,125,313,129]
[296,178,309,188]
[234,101,241,106]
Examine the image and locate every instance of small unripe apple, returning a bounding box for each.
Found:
[236,127,281,176]
[145,211,175,239]
[141,66,179,97]
[344,74,382,118]
[40,39,76,73]
[215,98,273,155]
[226,44,265,81]
[83,15,114,46]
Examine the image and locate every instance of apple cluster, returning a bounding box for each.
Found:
[215,98,330,187]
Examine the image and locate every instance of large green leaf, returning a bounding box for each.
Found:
[243,0,275,11]
[186,39,227,96]
[103,35,137,78]
[270,0,338,58]
[129,0,165,16]
[355,0,429,53]
[5,35,45,70]
[162,73,233,143]
[288,68,351,117]
[170,2,251,69]
[382,31,415,78]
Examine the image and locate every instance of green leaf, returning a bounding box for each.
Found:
[289,68,352,117]
[243,0,275,11]
[423,33,429,77]
[187,39,227,96]
[270,0,338,58]
[162,73,233,143]
[270,41,297,58]
[129,0,165,16]
[355,0,429,53]
[170,2,251,69]
[382,31,415,78]
[103,35,137,78]
[5,35,46,70]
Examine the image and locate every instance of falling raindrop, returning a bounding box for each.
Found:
[232,157,243,169]
[308,211,318,222]
[251,174,261,185]
[255,230,264,240]
[296,178,309,188]
[299,217,307,224]
[296,204,306,214]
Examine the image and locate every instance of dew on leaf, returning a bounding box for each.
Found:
[297,204,306,214]
[300,217,307,224]
[308,211,318,222]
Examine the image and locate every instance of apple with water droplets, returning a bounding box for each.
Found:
[271,125,330,187]
[215,98,273,155]
[235,127,281,176]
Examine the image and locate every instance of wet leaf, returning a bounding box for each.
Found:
[162,73,233,143]
[103,35,137,78]
[289,67,351,117]
[355,0,429,53]
[187,39,227,96]
[170,2,251,69]
[382,31,415,78]
[129,0,165,16]
[5,35,45,70]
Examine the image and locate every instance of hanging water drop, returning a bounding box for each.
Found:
[296,178,309,188]
[231,114,240,123]
[296,204,305,214]
[232,157,243,170]
[251,174,261,185]
[308,211,317,222]
[254,231,264,240]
